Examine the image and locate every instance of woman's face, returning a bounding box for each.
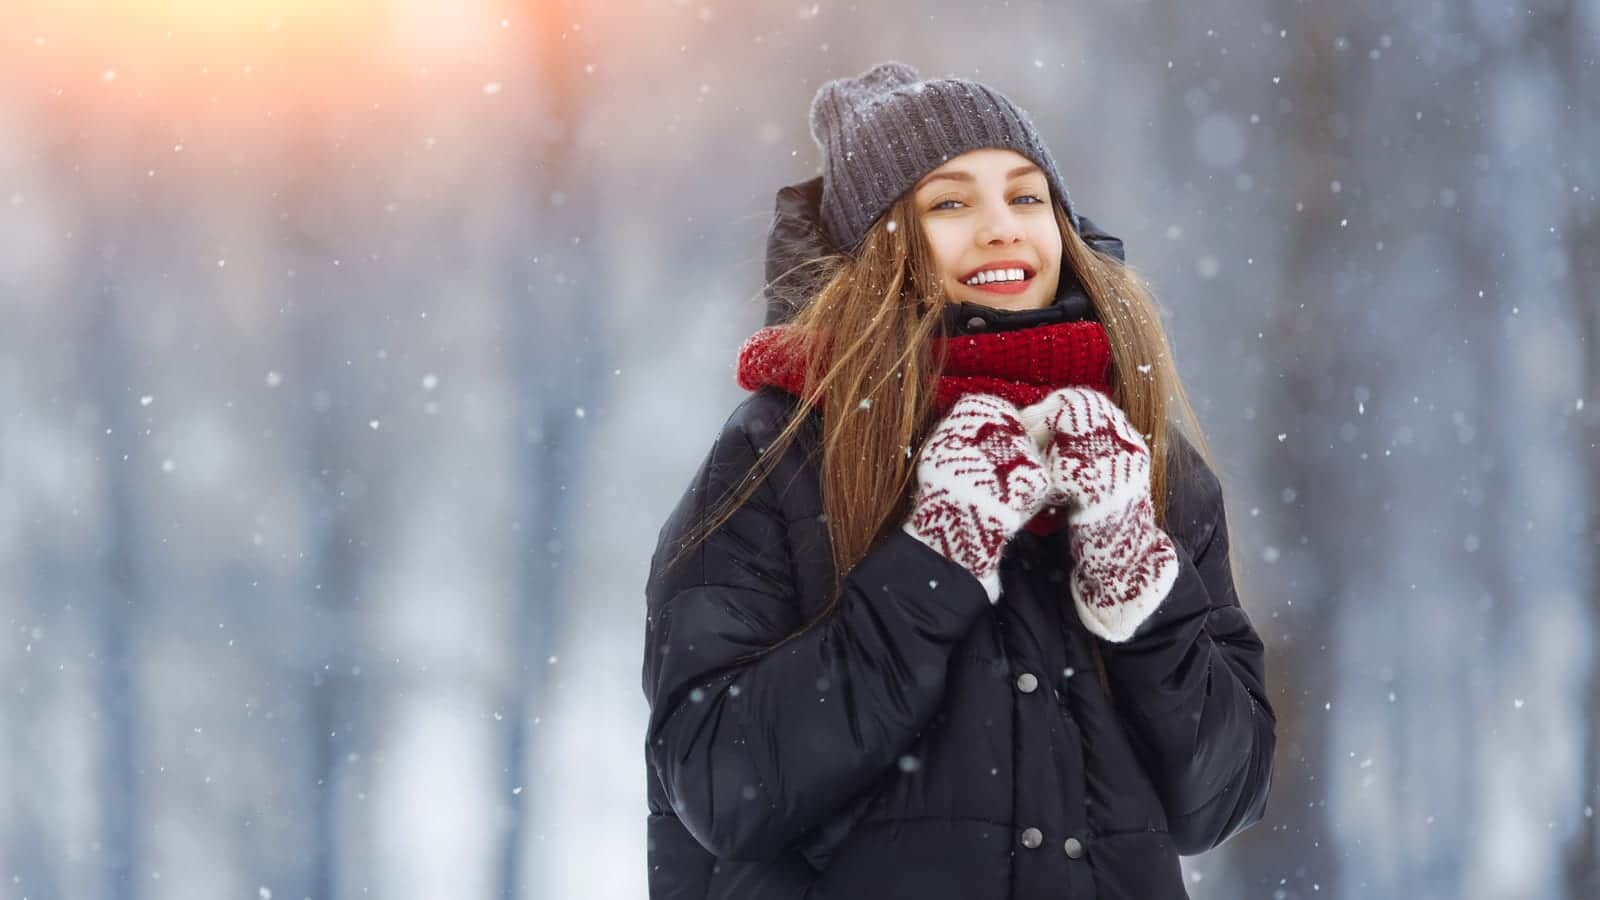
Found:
[911,148,1063,312]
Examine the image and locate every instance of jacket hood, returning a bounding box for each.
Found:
[760,174,1127,333]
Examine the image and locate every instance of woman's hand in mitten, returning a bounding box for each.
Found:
[902,393,1052,604]
[1019,387,1180,642]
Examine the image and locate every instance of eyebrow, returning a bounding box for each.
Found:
[915,163,1043,191]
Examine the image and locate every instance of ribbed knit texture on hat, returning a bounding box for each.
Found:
[808,61,1080,253]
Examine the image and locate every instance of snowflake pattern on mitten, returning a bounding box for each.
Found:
[1022,387,1180,642]
[902,393,1052,604]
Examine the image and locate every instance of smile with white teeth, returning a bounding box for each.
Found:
[963,267,1028,286]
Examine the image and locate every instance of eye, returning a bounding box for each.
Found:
[930,195,1046,211]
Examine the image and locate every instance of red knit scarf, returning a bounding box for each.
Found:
[734,318,1115,535]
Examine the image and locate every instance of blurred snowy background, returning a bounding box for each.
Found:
[1,0,1596,898]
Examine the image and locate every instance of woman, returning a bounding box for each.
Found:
[642,61,1275,899]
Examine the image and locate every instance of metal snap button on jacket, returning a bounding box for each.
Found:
[1015,672,1039,693]
[1019,827,1043,849]
[965,315,988,331]
[1063,836,1084,859]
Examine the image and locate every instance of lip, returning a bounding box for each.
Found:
[960,259,1036,281]
[959,259,1036,295]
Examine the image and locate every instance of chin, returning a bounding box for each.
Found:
[960,290,1046,312]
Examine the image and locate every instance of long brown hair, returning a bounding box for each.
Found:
[665,192,1244,663]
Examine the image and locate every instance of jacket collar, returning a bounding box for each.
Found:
[940,290,1095,337]
[761,173,1125,336]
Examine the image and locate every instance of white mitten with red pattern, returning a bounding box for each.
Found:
[1020,387,1179,642]
[902,393,1052,604]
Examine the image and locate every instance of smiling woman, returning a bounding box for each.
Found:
[643,60,1275,900]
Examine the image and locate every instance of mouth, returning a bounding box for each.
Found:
[959,261,1036,296]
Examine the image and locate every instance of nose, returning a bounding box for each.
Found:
[974,202,1026,246]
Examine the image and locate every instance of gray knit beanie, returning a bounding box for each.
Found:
[809,61,1081,254]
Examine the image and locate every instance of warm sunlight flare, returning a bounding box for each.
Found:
[12,0,517,130]
[23,0,509,48]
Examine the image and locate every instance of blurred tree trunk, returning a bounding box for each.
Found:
[1565,202,1600,896]
[1246,6,1350,896]
[278,110,402,900]
[1556,3,1600,889]
[79,209,147,900]
[496,2,612,896]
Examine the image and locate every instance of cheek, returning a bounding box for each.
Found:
[1031,226,1064,292]
[920,224,966,281]
[1030,222,1063,261]
[1033,232,1064,279]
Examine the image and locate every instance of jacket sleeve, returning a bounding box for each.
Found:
[642,410,992,862]
[1095,438,1277,856]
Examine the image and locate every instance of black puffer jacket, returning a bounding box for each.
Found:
[641,181,1276,899]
